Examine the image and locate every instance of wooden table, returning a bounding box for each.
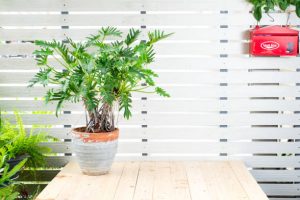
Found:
[36,161,268,200]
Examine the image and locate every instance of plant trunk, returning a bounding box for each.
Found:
[86,103,115,133]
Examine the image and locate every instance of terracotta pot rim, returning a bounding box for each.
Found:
[72,127,119,143]
[72,127,119,134]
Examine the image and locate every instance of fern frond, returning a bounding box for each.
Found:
[125,28,141,46]
[148,30,173,44]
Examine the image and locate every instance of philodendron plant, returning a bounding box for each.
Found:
[248,0,300,21]
[29,27,172,133]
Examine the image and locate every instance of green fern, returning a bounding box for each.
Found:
[0,111,53,168]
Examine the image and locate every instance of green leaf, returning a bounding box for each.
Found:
[30,27,171,132]
[155,87,170,97]
[296,0,300,17]
[125,28,141,46]
[253,5,262,21]
[5,158,27,180]
[278,0,289,10]
[99,27,122,38]
[148,30,173,44]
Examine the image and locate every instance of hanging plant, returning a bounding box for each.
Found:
[248,0,300,21]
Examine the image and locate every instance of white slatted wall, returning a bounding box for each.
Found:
[0,0,299,198]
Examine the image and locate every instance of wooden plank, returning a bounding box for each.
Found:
[152,161,175,200]
[229,161,268,200]
[185,162,212,199]
[169,162,191,200]
[132,162,156,200]
[199,161,248,200]
[113,162,140,200]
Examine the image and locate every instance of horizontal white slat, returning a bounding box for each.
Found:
[152,57,300,70]
[1,56,300,71]
[0,86,148,98]
[0,0,252,12]
[3,113,142,125]
[0,29,66,41]
[260,184,300,196]
[145,142,299,154]
[42,141,144,153]
[146,113,300,125]
[3,26,299,42]
[269,198,300,200]
[251,170,300,182]
[2,99,300,112]
[2,71,299,84]
[1,85,299,98]
[0,13,288,27]
[145,127,300,140]
[0,100,145,112]
[151,86,300,98]
[0,0,65,11]
[142,155,300,168]
[0,0,144,11]
[145,99,300,112]
[0,14,142,26]
[0,29,135,41]
[24,127,300,140]
[28,127,146,139]
[43,141,299,154]
[5,112,300,126]
[0,42,247,56]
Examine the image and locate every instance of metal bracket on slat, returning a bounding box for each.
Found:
[220,69,228,72]
[220,97,228,100]
[219,153,228,156]
[219,125,228,128]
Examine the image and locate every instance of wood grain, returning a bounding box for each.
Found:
[36,161,268,200]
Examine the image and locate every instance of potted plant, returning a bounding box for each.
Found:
[29,27,172,175]
[248,0,300,21]
[0,146,27,200]
[0,111,53,173]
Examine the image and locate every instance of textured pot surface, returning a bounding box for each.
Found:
[72,127,119,176]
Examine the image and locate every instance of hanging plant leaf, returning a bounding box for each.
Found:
[278,0,289,11]
[296,0,300,17]
[254,5,263,21]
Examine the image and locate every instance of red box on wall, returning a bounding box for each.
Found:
[250,25,299,56]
